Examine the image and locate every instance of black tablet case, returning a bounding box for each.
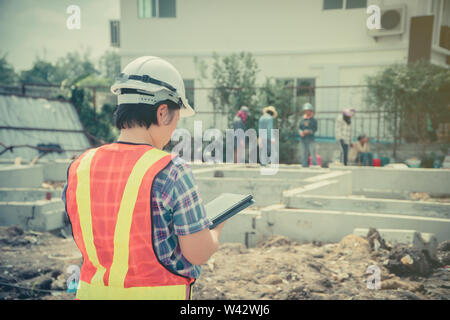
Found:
[204,193,254,229]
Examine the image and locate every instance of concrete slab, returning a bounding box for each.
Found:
[261,205,450,243]
[283,194,450,219]
[193,167,327,180]
[42,160,71,181]
[0,188,62,202]
[219,209,265,247]
[0,165,43,188]
[0,199,65,231]
[196,177,304,206]
[330,166,450,197]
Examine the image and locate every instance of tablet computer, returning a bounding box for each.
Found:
[204,193,255,229]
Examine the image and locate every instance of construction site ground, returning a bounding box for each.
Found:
[0,226,448,300]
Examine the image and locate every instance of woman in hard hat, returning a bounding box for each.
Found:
[258,106,277,165]
[63,56,225,300]
[335,108,356,166]
[232,106,250,163]
[299,103,318,168]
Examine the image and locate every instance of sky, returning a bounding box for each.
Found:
[0,0,120,71]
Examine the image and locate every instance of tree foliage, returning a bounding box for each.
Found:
[208,52,259,127]
[70,87,117,144]
[258,78,301,163]
[0,54,18,84]
[366,61,450,143]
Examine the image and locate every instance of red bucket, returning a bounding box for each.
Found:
[309,155,322,166]
[373,158,381,167]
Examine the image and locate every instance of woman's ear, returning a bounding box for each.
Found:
[157,104,169,126]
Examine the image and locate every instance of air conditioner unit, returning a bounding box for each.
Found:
[368,4,406,39]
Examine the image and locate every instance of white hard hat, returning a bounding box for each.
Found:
[111,56,195,118]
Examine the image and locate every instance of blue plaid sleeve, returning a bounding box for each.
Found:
[161,157,212,236]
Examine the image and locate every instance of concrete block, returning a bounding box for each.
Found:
[0,202,34,227]
[42,160,71,181]
[420,233,438,259]
[0,188,62,202]
[196,177,305,206]
[0,199,65,231]
[0,165,43,188]
[353,228,426,251]
[331,166,450,197]
[27,209,65,231]
[219,209,265,247]
[260,206,450,243]
[353,228,438,258]
[283,195,450,219]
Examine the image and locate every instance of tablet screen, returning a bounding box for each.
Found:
[204,193,253,227]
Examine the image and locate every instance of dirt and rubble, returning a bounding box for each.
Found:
[0,226,448,300]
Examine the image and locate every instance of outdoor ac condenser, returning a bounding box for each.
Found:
[367,4,407,39]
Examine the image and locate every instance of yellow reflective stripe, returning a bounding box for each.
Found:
[76,281,187,300]
[108,148,169,288]
[75,148,107,286]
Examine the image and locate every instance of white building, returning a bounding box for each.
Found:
[118,0,449,137]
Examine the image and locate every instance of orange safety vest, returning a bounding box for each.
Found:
[65,143,195,300]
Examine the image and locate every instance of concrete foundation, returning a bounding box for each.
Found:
[0,199,65,231]
[283,194,450,219]
[330,166,450,197]
[0,165,44,188]
[261,205,450,244]
[0,188,62,202]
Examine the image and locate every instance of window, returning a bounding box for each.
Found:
[276,78,316,106]
[323,0,343,10]
[323,0,367,10]
[110,20,120,47]
[183,79,194,108]
[138,0,176,18]
[346,0,367,9]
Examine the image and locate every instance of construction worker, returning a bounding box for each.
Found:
[258,106,277,165]
[62,56,225,300]
[335,108,356,166]
[299,103,318,168]
[232,106,250,163]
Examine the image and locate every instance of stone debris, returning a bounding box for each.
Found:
[0,227,448,300]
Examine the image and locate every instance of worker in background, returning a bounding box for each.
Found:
[62,56,225,300]
[258,106,277,166]
[232,106,249,163]
[335,108,356,166]
[298,103,318,168]
[350,133,373,166]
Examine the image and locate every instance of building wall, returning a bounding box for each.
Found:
[119,0,445,133]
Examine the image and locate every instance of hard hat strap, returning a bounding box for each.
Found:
[118,73,177,93]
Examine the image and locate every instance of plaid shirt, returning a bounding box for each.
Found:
[62,152,211,279]
[151,156,211,278]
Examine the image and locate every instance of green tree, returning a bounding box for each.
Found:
[366,61,450,152]
[70,87,117,144]
[258,78,300,163]
[55,51,98,85]
[99,50,121,83]
[20,58,59,84]
[208,52,259,127]
[0,54,18,84]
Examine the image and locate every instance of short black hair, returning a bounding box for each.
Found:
[266,110,274,116]
[114,100,181,129]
